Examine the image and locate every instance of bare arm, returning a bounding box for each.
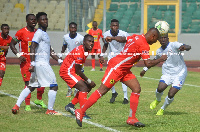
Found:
[61,45,67,53]
[29,42,38,72]
[179,44,191,51]
[105,36,127,43]
[50,46,63,64]
[143,55,167,68]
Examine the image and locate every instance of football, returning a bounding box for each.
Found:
[155,21,170,36]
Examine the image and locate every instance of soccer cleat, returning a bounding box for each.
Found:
[25,105,31,111]
[100,68,103,71]
[34,99,47,109]
[90,68,95,71]
[122,98,129,104]
[83,112,91,119]
[150,99,160,109]
[74,89,79,97]
[45,109,62,115]
[110,92,118,103]
[65,105,75,115]
[156,109,164,115]
[12,104,19,114]
[126,117,145,127]
[66,89,73,97]
[75,109,84,127]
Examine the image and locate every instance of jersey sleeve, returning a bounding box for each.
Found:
[140,44,150,60]
[14,30,22,42]
[63,36,68,46]
[100,29,103,38]
[172,42,184,49]
[74,49,85,65]
[32,30,42,44]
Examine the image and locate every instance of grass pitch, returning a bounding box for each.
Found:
[0,65,200,132]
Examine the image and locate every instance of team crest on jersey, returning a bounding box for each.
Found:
[98,33,100,35]
[24,74,26,78]
[7,43,9,46]
[110,79,115,84]
[75,41,79,45]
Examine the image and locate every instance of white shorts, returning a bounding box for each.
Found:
[160,68,187,90]
[29,62,57,88]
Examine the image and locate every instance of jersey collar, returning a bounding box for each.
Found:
[110,30,119,36]
[161,42,170,50]
[69,33,77,39]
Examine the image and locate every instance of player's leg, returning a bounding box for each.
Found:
[97,49,103,71]
[66,85,73,97]
[0,61,6,86]
[24,81,32,111]
[110,86,118,103]
[0,70,5,86]
[91,54,95,71]
[122,82,129,104]
[34,87,47,108]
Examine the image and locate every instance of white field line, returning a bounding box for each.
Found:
[0,91,120,132]
[136,75,200,88]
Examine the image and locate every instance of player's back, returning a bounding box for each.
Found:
[0,33,12,60]
[63,33,83,52]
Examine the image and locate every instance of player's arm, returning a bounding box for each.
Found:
[75,64,96,88]
[143,55,167,68]
[50,46,63,64]
[0,46,9,50]
[98,38,108,64]
[105,36,127,43]
[179,44,191,51]
[10,38,26,62]
[29,42,38,72]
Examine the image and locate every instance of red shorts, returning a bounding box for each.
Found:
[101,66,136,88]
[59,66,82,88]
[20,61,31,82]
[0,61,6,71]
[91,48,101,55]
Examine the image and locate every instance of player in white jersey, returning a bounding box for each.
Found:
[58,22,84,97]
[140,33,191,115]
[12,12,63,115]
[100,19,130,104]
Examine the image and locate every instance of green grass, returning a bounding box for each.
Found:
[0,65,200,132]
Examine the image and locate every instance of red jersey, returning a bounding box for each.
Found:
[62,45,88,72]
[88,28,103,49]
[0,33,12,61]
[108,34,150,74]
[14,27,37,62]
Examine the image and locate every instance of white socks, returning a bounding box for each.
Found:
[156,89,163,102]
[122,83,128,100]
[161,96,174,110]
[16,87,31,107]
[111,86,116,93]
[48,90,57,110]
[67,85,71,90]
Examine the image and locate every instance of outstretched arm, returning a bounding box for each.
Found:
[50,46,63,64]
[179,44,191,51]
[105,36,127,43]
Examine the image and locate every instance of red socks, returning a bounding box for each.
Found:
[24,86,31,105]
[71,91,79,105]
[99,59,103,69]
[81,90,101,113]
[92,59,95,69]
[129,92,140,118]
[37,87,45,100]
[78,91,88,108]
[0,77,2,86]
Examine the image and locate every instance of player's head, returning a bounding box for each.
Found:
[110,19,119,36]
[83,34,94,51]
[69,22,77,35]
[36,12,48,28]
[1,24,10,36]
[92,21,98,29]
[26,14,37,28]
[145,27,160,45]
[159,33,169,47]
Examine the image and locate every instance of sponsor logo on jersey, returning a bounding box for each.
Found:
[24,74,26,78]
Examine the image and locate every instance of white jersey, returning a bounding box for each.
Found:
[155,42,187,76]
[63,33,84,52]
[103,30,130,61]
[32,29,50,63]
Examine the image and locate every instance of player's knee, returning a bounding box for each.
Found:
[50,84,58,91]
[157,88,163,93]
[168,92,174,99]
[28,86,35,92]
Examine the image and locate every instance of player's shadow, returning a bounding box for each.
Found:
[0,94,7,97]
[163,111,188,115]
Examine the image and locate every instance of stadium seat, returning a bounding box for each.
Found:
[121,0,130,2]
[15,3,24,12]
[164,11,172,17]
[10,0,19,5]
[154,11,162,19]
[54,23,65,31]
[112,0,120,2]
[117,8,127,12]
[119,4,128,9]
[192,11,200,19]
[12,21,23,29]
[129,3,138,10]
[169,5,175,11]
[128,26,137,33]
[158,5,167,11]
[182,2,187,11]
[109,4,118,11]
[188,0,196,2]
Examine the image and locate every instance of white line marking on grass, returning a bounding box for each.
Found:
[136,76,200,88]
[0,91,120,132]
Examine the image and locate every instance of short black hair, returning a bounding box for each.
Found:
[69,22,77,27]
[84,34,93,41]
[111,19,119,23]
[36,12,47,21]
[26,14,35,21]
[1,24,9,29]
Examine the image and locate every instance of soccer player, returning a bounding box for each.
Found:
[75,28,167,127]
[0,24,12,86]
[100,19,129,104]
[12,12,63,115]
[60,34,96,119]
[88,21,104,71]
[10,14,47,111]
[59,22,83,97]
[140,33,191,115]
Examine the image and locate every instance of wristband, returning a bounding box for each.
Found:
[100,53,104,57]
[143,67,148,71]
[16,53,21,58]
[31,61,35,66]
[57,53,62,58]
[58,59,63,64]
[87,78,92,84]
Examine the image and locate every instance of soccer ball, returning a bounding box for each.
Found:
[155,21,169,36]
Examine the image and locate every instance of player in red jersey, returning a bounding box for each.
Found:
[10,14,47,111]
[0,24,12,86]
[88,21,104,71]
[75,28,167,127]
[60,34,96,119]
